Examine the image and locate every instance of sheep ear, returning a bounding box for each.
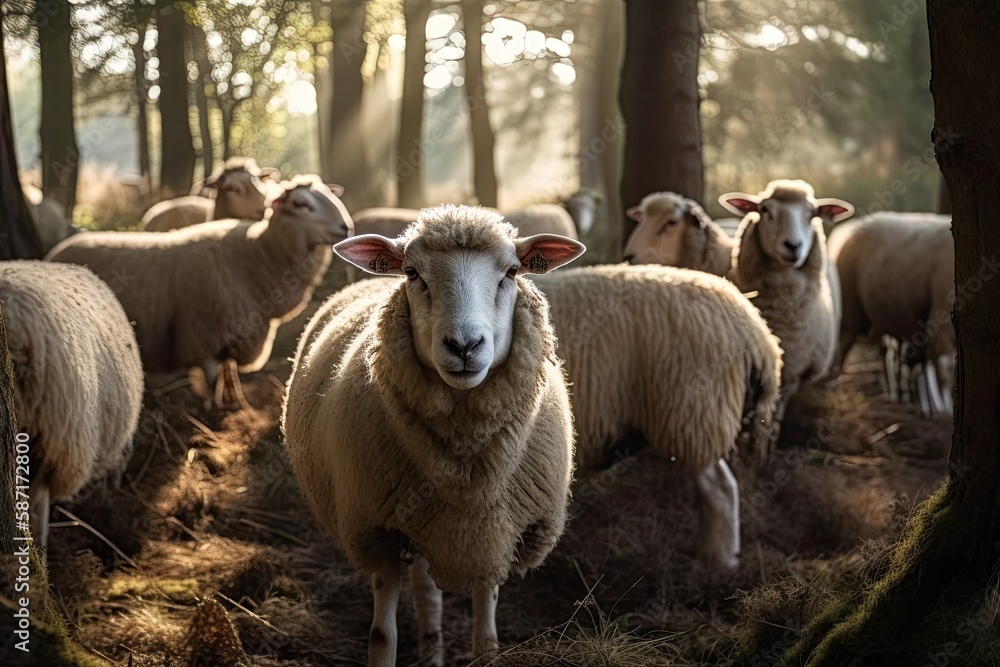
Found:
[687,201,712,229]
[334,234,405,275]
[816,198,855,223]
[719,193,760,217]
[515,234,586,275]
[626,206,644,221]
[326,183,345,197]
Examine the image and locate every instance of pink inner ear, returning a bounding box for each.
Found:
[726,198,760,214]
[627,206,643,221]
[336,237,403,273]
[818,204,850,217]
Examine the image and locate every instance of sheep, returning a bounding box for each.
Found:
[623,191,734,277]
[139,157,280,232]
[46,176,353,406]
[22,184,80,254]
[503,203,578,240]
[561,188,600,235]
[282,205,585,666]
[827,212,955,413]
[720,180,854,408]
[1,260,143,549]
[531,264,783,568]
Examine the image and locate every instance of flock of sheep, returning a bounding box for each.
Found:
[3,158,955,665]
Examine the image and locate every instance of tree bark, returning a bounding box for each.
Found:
[188,23,214,181]
[618,0,703,243]
[397,0,432,208]
[156,0,196,198]
[0,26,41,260]
[34,0,79,217]
[461,0,498,208]
[937,174,951,214]
[132,20,153,204]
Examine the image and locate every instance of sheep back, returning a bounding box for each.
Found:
[1,261,143,499]
[282,277,573,591]
[351,208,421,238]
[140,196,213,232]
[533,264,782,470]
[504,204,578,240]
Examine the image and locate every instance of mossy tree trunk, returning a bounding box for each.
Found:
[774,3,1000,665]
[397,0,431,208]
[618,0,703,245]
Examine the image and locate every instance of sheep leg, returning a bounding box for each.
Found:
[368,560,402,667]
[222,359,249,409]
[471,583,499,655]
[409,557,444,666]
[900,360,913,405]
[694,458,740,569]
[914,364,932,415]
[923,361,946,415]
[28,484,50,554]
[881,336,899,402]
[934,353,955,414]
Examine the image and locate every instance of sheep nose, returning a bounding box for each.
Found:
[444,335,484,360]
[783,240,802,252]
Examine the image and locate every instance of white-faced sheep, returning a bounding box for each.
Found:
[623,191,734,277]
[720,180,853,408]
[46,176,352,405]
[827,212,955,413]
[282,206,585,666]
[22,184,80,254]
[139,158,281,232]
[532,264,783,568]
[1,260,143,549]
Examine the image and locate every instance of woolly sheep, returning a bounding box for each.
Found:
[827,212,955,413]
[1,261,143,549]
[282,206,585,666]
[561,189,600,235]
[532,264,783,568]
[720,179,853,407]
[22,184,80,254]
[623,191,734,277]
[46,176,352,405]
[139,157,280,232]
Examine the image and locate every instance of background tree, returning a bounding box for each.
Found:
[130,0,153,203]
[397,0,432,208]
[155,0,196,197]
[461,0,498,208]
[188,22,214,180]
[33,0,79,216]
[619,0,703,242]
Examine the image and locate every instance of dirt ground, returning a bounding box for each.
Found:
[0,264,951,666]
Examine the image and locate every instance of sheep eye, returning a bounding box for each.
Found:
[404,267,419,280]
[759,205,769,216]
[506,266,518,278]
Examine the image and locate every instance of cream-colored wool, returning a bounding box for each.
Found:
[22,184,79,254]
[827,212,954,393]
[730,180,840,399]
[503,204,578,240]
[140,157,274,232]
[624,192,734,276]
[282,212,575,592]
[46,176,351,375]
[532,264,783,470]
[1,261,143,503]
[351,207,422,238]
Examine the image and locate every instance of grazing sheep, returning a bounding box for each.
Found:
[827,212,955,413]
[532,264,783,567]
[623,191,734,277]
[139,157,280,232]
[46,176,352,405]
[1,261,143,549]
[282,206,585,666]
[22,184,80,254]
[720,180,853,407]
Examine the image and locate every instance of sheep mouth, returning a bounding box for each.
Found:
[778,252,800,266]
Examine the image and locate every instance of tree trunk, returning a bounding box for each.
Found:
[34,0,79,217]
[188,23,214,181]
[461,0,498,208]
[132,20,152,204]
[397,0,432,208]
[220,104,234,160]
[156,0,196,198]
[312,0,333,179]
[0,24,40,259]
[618,0,703,243]
[937,174,951,214]
[772,3,1000,664]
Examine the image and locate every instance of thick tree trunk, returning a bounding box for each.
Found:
[461,0,498,208]
[156,1,196,198]
[132,21,152,203]
[619,0,703,243]
[772,3,1000,665]
[0,26,41,260]
[937,175,951,214]
[189,24,214,181]
[312,0,333,178]
[34,0,79,217]
[397,0,432,208]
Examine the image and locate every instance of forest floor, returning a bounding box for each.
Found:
[0,265,951,666]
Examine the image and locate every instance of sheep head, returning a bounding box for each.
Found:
[720,179,853,269]
[623,192,713,266]
[336,205,585,391]
[268,175,354,254]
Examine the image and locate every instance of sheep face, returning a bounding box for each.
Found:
[335,206,585,390]
[270,180,354,249]
[210,169,268,221]
[623,193,696,265]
